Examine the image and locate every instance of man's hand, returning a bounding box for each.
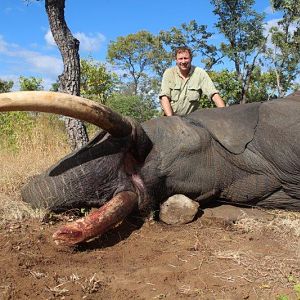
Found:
[212,93,225,108]
[160,96,174,116]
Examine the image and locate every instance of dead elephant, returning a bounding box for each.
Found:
[0,91,299,246]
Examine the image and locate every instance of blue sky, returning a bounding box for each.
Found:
[0,0,281,90]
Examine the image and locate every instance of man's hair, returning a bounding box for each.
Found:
[174,46,192,59]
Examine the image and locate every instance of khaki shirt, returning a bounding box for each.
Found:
[159,65,219,115]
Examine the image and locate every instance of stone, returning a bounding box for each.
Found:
[159,194,200,225]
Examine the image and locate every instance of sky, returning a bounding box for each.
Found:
[0,0,282,90]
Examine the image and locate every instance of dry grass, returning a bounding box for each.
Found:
[0,114,70,223]
[210,211,300,298]
[235,210,300,238]
[45,273,104,298]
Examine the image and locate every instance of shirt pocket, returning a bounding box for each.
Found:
[170,83,181,102]
[187,85,201,103]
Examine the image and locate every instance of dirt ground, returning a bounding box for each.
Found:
[0,201,300,300]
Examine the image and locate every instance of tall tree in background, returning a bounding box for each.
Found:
[271,0,300,39]
[80,58,118,103]
[272,0,300,17]
[159,20,222,70]
[265,24,300,97]
[45,0,88,150]
[265,0,300,97]
[211,0,266,104]
[107,31,157,95]
[147,36,173,79]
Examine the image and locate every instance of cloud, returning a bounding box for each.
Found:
[264,17,298,49]
[74,32,106,52]
[264,5,275,15]
[0,35,63,90]
[0,46,62,77]
[0,30,106,91]
[44,29,106,52]
[264,18,281,33]
[44,29,56,46]
[0,35,8,52]
[23,51,62,76]
[3,5,24,15]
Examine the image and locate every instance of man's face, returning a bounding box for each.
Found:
[176,50,192,73]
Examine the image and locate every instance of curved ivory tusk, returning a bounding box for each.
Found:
[52,191,138,246]
[0,91,132,137]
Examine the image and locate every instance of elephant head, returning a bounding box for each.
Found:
[0,91,152,245]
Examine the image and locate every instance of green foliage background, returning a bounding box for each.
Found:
[106,94,159,123]
[0,112,35,150]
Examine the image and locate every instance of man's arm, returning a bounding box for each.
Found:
[212,93,225,108]
[160,96,174,116]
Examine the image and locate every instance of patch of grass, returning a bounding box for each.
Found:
[235,210,300,238]
[277,295,289,300]
[0,114,70,223]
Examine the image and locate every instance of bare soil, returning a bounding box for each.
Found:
[0,201,299,300]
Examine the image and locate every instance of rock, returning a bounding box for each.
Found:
[159,194,200,225]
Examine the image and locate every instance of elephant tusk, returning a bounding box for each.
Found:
[0,91,133,138]
[52,191,138,246]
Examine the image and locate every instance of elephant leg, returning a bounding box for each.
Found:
[220,174,281,204]
[257,189,300,211]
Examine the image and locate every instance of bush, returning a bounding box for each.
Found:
[106,94,159,123]
[0,112,67,152]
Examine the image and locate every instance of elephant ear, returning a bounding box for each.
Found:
[187,102,261,154]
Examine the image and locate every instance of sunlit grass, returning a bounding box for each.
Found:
[0,113,70,223]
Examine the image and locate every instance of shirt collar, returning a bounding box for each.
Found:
[175,65,195,78]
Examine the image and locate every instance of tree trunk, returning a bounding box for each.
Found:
[45,0,88,150]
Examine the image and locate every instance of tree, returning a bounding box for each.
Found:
[271,0,300,17]
[208,70,241,105]
[106,94,158,123]
[147,37,173,78]
[209,68,278,104]
[265,26,299,97]
[50,81,59,92]
[19,76,44,91]
[80,58,118,104]
[137,74,160,108]
[158,20,222,70]
[45,0,88,150]
[245,67,278,101]
[211,0,266,103]
[0,79,14,93]
[107,31,157,95]
[265,0,300,97]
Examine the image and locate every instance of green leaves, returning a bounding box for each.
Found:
[80,58,118,104]
[107,31,157,95]
[0,79,14,93]
[158,20,219,70]
[0,112,35,150]
[265,0,300,97]
[211,0,266,103]
[272,0,300,18]
[19,76,44,91]
[106,94,158,123]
